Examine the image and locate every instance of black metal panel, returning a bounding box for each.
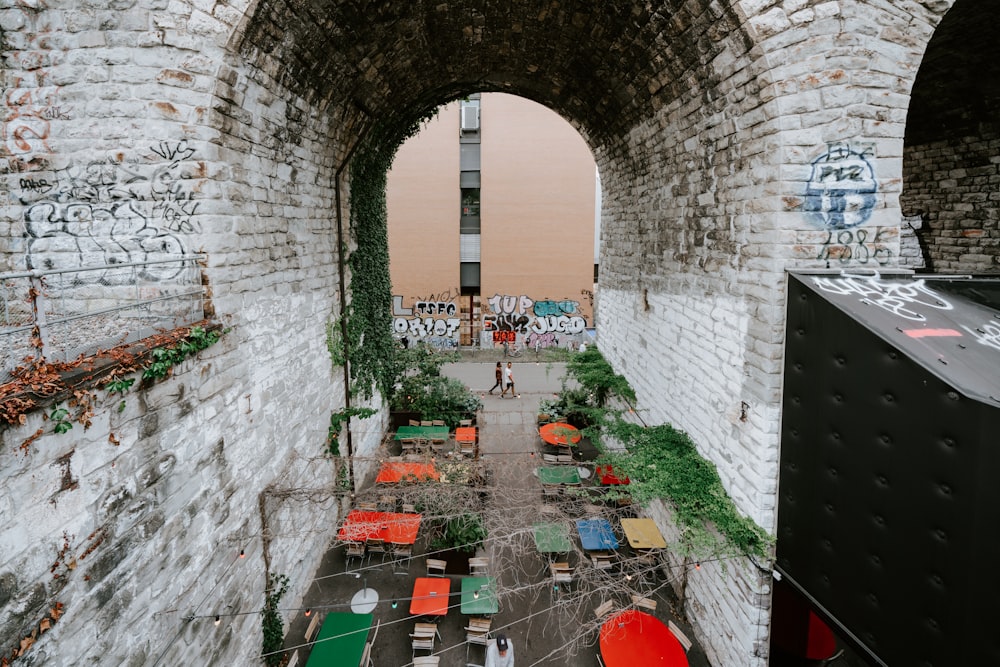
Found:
[778,274,1000,666]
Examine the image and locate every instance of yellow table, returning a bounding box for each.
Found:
[620,518,666,549]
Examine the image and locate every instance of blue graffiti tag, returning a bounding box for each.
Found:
[803,145,877,229]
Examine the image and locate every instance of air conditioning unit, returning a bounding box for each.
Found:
[461,104,480,132]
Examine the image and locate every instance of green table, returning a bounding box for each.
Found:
[461,576,498,615]
[537,466,581,485]
[533,522,572,553]
[394,425,449,440]
[306,612,372,667]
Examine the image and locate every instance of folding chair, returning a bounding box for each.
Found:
[356,500,378,511]
[591,551,614,571]
[409,419,421,426]
[304,611,321,641]
[410,622,438,656]
[465,616,491,664]
[377,494,397,512]
[593,600,615,620]
[550,562,573,596]
[420,420,433,427]
[412,657,439,666]
[402,503,417,513]
[431,419,445,426]
[468,557,489,576]
[365,538,387,565]
[631,593,657,612]
[391,542,412,574]
[459,419,472,427]
[360,619,379,667]
[344,541,365,572]
[668,620,693,652]
[426,558,447,577]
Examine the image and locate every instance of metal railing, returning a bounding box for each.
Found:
[1,255,208,382]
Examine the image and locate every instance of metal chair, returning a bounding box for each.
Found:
[593,600,615,620]
[391,542,412,574]
[668,620,692,652]
[631,593,657,612]
[468,557,489,576]
[426,558,447,577]
[359,619,379,667]
[344,541,365,572]
[465,616,492,664]
[550,561,573,596]
[365,538,387,565]
[410,622,438,656]
[412,657,439,666]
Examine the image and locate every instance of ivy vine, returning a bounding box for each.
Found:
[559,347,772,561]
[261,572,289,667]
[342,109,442,401]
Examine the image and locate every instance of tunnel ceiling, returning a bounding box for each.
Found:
[238,0,745,153]
[906,0,1000,146]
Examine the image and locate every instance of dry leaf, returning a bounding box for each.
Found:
[39,617,51,632]
[19,636,33,652]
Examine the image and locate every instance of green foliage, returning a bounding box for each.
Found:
[566,347,636,406]
[325,316,346,369]
[602,421,772,559]
[327,406,377,455]
[142,326,222,380]
[261,573,289,667]
[50,406,72,434]
[557,346,772,561]
[389,346,480,427]
[105,377,135,395]
[341,109,444,401]
[430,513,486,554]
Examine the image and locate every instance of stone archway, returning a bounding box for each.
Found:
[0,2,962,665]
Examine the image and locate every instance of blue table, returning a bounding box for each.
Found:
[576,518,618,551]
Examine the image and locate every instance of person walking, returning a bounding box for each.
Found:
[500,361,515,398]
[488,361,503,394]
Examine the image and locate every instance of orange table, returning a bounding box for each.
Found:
[337,510,421,544]
[539,422,581,446]
[375,461,439,484]
[410,577,451,616]
[600,610,688,666]
[455,426,477,443]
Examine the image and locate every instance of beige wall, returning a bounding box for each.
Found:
[387,94,596,347]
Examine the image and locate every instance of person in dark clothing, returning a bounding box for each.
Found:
[488,361,503,394]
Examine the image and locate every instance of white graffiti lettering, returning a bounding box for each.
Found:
[488,293,533,315]
[812,276,953,322]
[531,314,586,335]
[963,322,1000,352]
[393,317,461,339]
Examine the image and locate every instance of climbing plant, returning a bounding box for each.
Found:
[341,108,441,400]
[562,346,772,560]
[260,572,289,667]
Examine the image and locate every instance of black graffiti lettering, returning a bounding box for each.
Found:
[19,177,52,193]
[817,226,894,266]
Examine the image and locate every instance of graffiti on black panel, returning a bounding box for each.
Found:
[19,141,200,282]
[963,321,1000,352]
[812,276,953,322]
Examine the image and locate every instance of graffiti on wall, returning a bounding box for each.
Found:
[964,321,1000,352]
[815,226,894,266]
[392,295,461,342]
[484,293,587,338]
[18,141,201,282]
[804,142,877,230]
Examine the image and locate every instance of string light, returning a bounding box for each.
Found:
[391,600,398,609]
[214,615,221,626]
[473,590,480,599]
[304,609,311,617]
[239,550,245,558]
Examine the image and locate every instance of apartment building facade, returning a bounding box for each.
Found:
[386,93,598,350]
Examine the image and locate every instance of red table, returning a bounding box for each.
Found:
[596,464,630,485]
[455,426,477,443]
[410,577,451,616]
[375,461,439,484]
[539,422,581,446]
[600,610,688,667]
[337,510,421,544]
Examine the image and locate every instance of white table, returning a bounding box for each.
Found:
[350,587,378,614]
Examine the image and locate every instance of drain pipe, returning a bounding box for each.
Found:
[334,158,356,495]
